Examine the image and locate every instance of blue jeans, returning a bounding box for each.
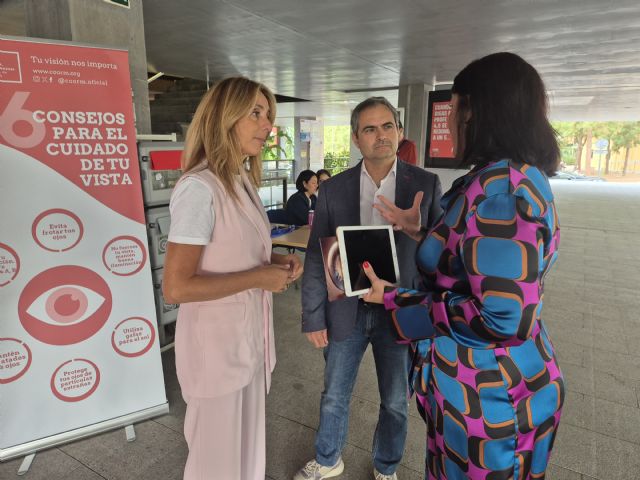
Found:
[315,303,410,475]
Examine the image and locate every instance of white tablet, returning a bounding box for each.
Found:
[336,225,400,297]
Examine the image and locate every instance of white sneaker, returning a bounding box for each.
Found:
[373,467,397,480]
[293,457,345,480]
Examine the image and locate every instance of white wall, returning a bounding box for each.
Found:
[424,168,469,192]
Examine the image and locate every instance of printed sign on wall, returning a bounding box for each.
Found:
[0,37,167,456]
[428,100,454,159]
[425,89,457,168]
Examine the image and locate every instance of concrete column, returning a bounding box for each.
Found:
[294,116,317,175]
[397,82,432,167]
[25,0,151,134]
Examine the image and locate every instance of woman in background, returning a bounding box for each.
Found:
[286,169,318,225]
[316,168,332,185]
[364,52,564,479]
[163,76,303,480]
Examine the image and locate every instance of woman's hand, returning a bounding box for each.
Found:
[284,253,304,281]
[164,242,295,302]
[360,261,393,304]
[271,252,303,281]
[374,191,424,241]
[256,263,292,293]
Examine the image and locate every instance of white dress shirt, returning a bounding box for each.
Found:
[359,159,397,225]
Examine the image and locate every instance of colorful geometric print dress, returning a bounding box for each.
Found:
[383,159,564,480]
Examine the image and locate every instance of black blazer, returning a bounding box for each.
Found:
[286,190,317,226]
[301,160,442,341]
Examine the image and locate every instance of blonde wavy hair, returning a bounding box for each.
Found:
[182,76,276,200]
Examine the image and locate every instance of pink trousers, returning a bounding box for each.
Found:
[182,363,266,480]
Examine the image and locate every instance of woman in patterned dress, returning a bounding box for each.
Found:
[362,52,564,479]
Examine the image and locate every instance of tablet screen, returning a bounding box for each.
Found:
[341,227,397,293]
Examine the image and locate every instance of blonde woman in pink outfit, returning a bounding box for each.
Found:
[163,77,303,480]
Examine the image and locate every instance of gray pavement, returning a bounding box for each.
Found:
[1,180,639,480]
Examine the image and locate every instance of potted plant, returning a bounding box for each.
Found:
[262,128,294,160]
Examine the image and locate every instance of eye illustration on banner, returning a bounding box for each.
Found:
[27,285,106,326]
[18,266,112,345]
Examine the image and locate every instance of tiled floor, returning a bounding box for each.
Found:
[1,180,639,479]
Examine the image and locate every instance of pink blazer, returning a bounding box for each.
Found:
[174,168,275,398]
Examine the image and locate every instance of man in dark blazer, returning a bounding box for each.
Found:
[294,97,442,480]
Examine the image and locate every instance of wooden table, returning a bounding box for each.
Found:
[271,225,310,250]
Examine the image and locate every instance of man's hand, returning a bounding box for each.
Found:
[305,329,328,348]
[374,191,424,241]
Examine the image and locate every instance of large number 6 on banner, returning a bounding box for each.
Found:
[0,92,46,149]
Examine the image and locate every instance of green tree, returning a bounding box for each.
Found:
[553,121,640,176]
[552,122,594,171]
[323,150,350,175]
[593,122,619,175]
[611,122,640,175]
[324,125,351,154]
[554,122,578,166]
[591,122,640,175]
[262,128,294,160]
[323,125,351,175]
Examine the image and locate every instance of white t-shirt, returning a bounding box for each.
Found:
[168,177,215,245]
[360,159,397,225]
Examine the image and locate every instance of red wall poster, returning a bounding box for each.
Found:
[0,37,167,459]
[428,100,454,159]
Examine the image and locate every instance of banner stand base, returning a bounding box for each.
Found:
[125,425,136,442]
[1,403,169,463]
[12,424,141,475]
[17,454,35,476]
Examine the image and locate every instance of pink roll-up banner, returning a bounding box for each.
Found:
[0,36,168,460]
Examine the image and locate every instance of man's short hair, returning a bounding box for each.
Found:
[350,97,400,136]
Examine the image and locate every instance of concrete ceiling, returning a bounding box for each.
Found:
[2,0,640,121]
[142,0,640,122]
